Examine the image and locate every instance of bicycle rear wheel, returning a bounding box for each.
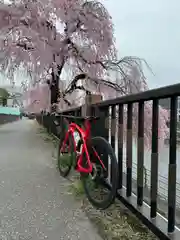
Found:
[57,118,75,177]
[81,136,118,209]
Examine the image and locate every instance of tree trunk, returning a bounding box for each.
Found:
[50,60,65,112]
[50,70,59,106]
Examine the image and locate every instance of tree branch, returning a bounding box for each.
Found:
[68,38,108,69]
[16,42,34,50]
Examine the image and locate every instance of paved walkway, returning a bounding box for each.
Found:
[0,119,102,240]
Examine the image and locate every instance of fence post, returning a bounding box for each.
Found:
[118,104,124,189]
[150,99,159,218]
[137,101,144,206]
[168,96,177,233]
[126,103,133,197]
[81,94,102,117]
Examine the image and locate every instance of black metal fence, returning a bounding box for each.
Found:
[36,83,180,240]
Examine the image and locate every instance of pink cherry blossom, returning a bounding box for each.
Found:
[0,0,169,147]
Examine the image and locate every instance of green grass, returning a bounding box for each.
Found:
[66,174,157,240]
[58,154,72,167]
[82,199,157,240]
[68,178,85,198]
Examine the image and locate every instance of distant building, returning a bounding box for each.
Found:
[0,85,23,107]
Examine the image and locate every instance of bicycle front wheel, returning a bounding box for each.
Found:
[81,136,118,209]
[57,118,75,177]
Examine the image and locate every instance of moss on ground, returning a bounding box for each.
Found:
[68,177,157,240]
[68,178,85,198]
[36,123,59,157]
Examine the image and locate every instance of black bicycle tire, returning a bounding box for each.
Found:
[81,136,118,209]
[57,118,75,177]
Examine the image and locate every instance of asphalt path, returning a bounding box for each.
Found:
[0,119,102,240]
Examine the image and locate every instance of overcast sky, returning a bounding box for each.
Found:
[101,0,180,89]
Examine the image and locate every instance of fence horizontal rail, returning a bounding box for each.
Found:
[92,83,180,108]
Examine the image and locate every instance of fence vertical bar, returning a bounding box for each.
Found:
[74,109,78,117]
[42,112,44,126]
[118,104,123,189]
[168,96,177,233]
[111,105,116,183]
[111,105,116,150]
[77,108,81,117]
[126,103,133,197]
[150,99,159,218]
[99,106,109,178]
[137,101,144,206]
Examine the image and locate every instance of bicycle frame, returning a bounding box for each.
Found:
[60,118,106,174]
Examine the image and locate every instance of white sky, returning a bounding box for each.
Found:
[101,0,180,88]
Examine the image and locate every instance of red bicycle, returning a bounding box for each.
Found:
[57,112,118,209]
